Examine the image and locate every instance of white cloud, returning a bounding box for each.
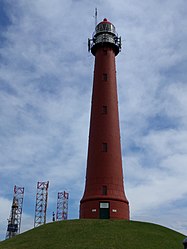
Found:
[19,212,34,235]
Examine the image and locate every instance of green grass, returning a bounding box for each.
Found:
[0,219,185,249]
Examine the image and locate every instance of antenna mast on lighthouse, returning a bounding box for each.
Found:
[95,8,98,27]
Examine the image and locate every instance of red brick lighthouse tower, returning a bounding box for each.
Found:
[80,18,129,219]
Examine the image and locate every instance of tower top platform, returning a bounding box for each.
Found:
[95,18,116,35]
[88,18,121,56]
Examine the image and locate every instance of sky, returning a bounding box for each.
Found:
[0,0,187,241]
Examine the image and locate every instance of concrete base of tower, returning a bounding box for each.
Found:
[80,199,129,220]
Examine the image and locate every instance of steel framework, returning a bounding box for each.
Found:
[6,186,24,239]
[34,181,49,227]
[56,191,69,221]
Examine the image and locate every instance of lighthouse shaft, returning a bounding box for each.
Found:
[80,19,129,220]
[86,47,125,197]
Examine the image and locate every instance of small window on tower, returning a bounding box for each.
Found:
[103,48,107,55]
[103,73,108,81]
[102,185,107,195]
[102,105,107,114]
[102,143,108,152]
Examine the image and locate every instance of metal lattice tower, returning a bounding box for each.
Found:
[6,186,24,239]
[34,181,49,227]
[56,191,69,221]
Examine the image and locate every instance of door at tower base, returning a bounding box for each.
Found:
[100,202,110,219]
[80,199,129,220]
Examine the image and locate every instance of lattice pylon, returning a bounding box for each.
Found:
[56,191,69,221]
[6,185,24,239]
[34,181,49,227]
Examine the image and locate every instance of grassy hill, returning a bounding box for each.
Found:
[0,219,185,249]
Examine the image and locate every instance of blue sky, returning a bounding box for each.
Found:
[0,0,187,240]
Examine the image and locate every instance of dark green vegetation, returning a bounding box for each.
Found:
[0,219,185,249]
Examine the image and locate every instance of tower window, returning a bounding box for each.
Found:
[102,105,107,114]
[102,185,107,195]
[102,143,108,152]
[103,48,107,55]
[103,73,108,81]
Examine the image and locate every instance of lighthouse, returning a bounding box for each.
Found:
[80,18,129,219]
